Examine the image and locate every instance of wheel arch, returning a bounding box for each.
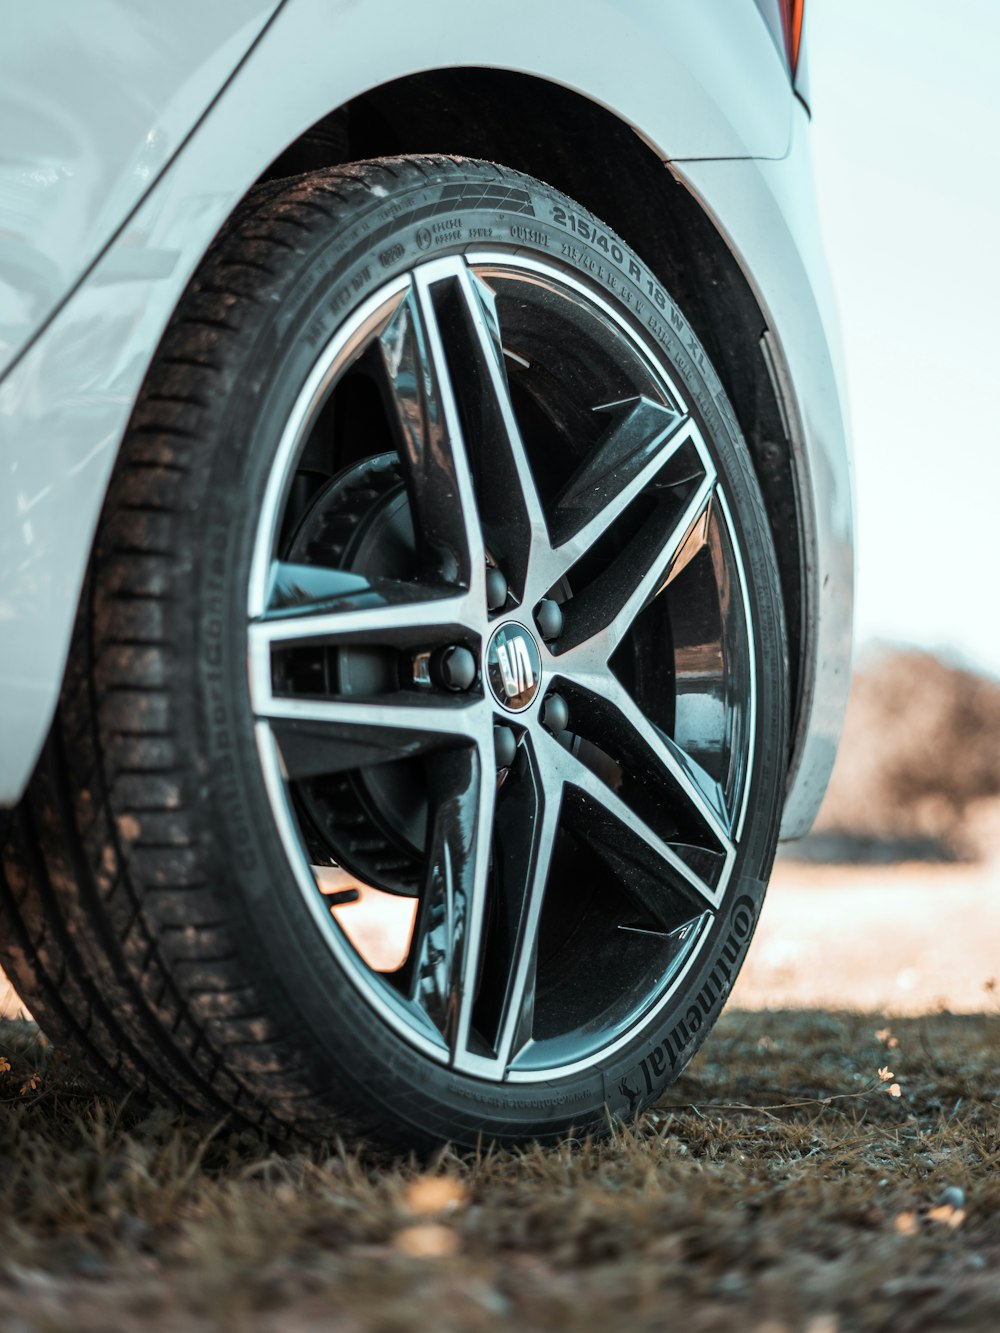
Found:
[257,68,806,737]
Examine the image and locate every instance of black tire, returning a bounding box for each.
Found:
[0,157,787,1148]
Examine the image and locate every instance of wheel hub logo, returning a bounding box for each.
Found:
[497,639,534,695]
[486,624,542,712]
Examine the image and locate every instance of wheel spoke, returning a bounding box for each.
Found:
[540,402,695,593]
[555,465,716,657]
[255,694,490,779]
[247,561,487,780]
[409,743,495,1067]
[556,670,734,863]
[605,676,733,846]
[477,737,561,1067]
[549,395,683,543]
[378,272,486,598]
[249,561,478,652]
[440,266,550,607]
[547,733,725,913]
[605,469,716,656]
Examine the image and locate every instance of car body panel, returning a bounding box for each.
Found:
[682,108,854,836]
[0,0,282,378]
[0,0,792,379]
[0,0,849,837]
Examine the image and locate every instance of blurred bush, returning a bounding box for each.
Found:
[793,650,1000,863]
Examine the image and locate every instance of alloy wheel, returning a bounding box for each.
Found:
[247,251,756,1082]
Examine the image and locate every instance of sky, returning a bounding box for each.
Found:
[807,0,1000,676]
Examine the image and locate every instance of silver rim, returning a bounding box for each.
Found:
[247,249,756,1083]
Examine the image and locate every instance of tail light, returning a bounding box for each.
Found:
[780,0,805,77]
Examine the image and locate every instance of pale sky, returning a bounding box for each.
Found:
[808,0,1000,675]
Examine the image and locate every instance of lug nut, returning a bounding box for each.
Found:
[535,597,563,642]
[541,691,569,734]
[486,565,508,612]
[494,724,517,770]
[431,645,477,692]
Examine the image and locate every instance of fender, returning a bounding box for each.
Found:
[0,1,817,810]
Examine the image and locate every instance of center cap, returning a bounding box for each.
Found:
[486,622,542,712]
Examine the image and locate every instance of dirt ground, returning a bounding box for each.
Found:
[734,857,1000,1015]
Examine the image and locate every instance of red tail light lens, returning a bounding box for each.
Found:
[781,0,805,77]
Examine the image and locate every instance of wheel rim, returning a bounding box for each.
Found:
[247,250,756,1083]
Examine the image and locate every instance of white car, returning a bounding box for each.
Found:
[0,0,852,1147]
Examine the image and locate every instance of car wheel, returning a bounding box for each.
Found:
[0,157,787,1147]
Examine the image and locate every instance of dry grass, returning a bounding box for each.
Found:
[2,1006,998,1332]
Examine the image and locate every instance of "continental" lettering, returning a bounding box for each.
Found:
[634,895,755,1093]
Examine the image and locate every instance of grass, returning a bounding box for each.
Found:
[1,1008,998,1331]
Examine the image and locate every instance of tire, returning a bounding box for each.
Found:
[0,157,787,1148]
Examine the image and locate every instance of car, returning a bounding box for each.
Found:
[0,0,852,1148]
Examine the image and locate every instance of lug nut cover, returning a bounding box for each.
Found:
[541,692,569,734]
[535,598,563,642]
[493,724,517,769]
[432,645,477,691]
[486,566,509,612]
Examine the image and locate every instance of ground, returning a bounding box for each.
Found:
[734,857,1000,1014]
[1,859,998,1332]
